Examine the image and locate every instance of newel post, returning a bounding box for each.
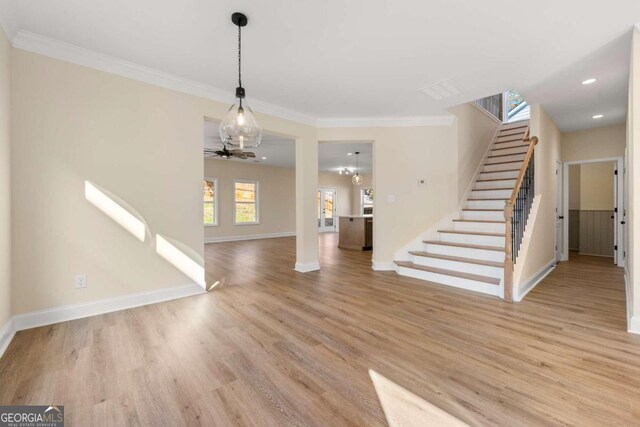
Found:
[503,201,514,302]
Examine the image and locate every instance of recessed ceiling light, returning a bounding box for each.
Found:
[582,78,597,85]
[261,156,267,160]
[592,114,604,119]
[347,152,353,156]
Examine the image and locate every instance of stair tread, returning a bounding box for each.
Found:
[409,251,504,268]
[476,178,517,182]
[467,198,508,201]
[423,240,504,252]
[453,219,506,223]
[394,261,501,285]
[488,152,527,159]
[485,160,524,166]
[500,124,528,131]
[438,229,505,237]
[494,138,526,144]
[480,169,520,173]
[492,144,530,151]
[463,208,503,211]
[472,187,513,191]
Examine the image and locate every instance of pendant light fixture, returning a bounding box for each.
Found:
[352,152,363,186]
[219,12,262,149]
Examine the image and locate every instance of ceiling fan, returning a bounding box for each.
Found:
[204,144,256,160]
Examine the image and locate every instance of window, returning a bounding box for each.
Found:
[361,188,373,215]
[234,181,259,224]
[203,178,218,226]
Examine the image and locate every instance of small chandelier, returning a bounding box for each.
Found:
[219,12,262,149]
[352,152,363,185]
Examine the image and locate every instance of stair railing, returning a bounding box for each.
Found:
[503,128,537,301]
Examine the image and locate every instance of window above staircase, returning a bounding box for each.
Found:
[474,91,530,123]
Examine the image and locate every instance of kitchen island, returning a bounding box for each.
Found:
[338,215,373,250]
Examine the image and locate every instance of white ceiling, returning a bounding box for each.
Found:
[1,1,640,131]
[204,120,373,173]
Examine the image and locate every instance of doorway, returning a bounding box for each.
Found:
[562,157,624,267]
[318,187,337,233]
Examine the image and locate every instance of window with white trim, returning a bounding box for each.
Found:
[234,181,259,224]
[203,178,218,226]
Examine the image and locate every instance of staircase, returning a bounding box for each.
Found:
[394,121,530,298]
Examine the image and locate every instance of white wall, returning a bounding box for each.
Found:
[568,165,581,210]
[0,27,11,328]
[562,124,626,162]
[513,105,562,294]
[10,48,318,314]
[449,103,500,203]
[350,174,373,215]
[204,159,296,241]
[627,26,640,332]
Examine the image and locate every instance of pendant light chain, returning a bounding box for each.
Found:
[238,24,242,88]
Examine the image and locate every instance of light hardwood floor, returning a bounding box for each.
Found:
[1,234,639,426]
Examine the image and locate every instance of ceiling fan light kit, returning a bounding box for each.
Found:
[219,12,262,149]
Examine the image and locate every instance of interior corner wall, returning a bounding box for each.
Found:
[204,159,296,240]
[513,104,561,293]
[0,28,11,328]
[627,26,640,329]
[449,103,500,203]
[10,48,318,315]
[317,125,457,264]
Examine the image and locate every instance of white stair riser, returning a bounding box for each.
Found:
[475,179,516,189]
[492,140,529,150]
[410,255,504,278]
[452,221,505,233]
[423,243,505,262]
[491,146,529,156]
[486,154,526,164]
[396,266,501,297]
[479,170,519,180]
[439,232,505,247]
[483,162,523,172]
[471,189,512,199]
[466,199,506,209]
[462,210,504,221]
[496,132,526,140]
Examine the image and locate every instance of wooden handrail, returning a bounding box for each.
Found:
[503,127,537,302]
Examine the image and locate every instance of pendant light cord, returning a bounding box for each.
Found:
[237,24,242,88]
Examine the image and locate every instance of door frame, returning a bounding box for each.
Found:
[318,187,337,233]
[555,161,563,262]
[561,156,624,267]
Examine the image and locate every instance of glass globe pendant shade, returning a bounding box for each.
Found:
[352,174,363,186]
[219,95,262,149]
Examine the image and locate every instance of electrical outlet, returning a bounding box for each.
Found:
[75,274,87,289]
[418,179,426,187]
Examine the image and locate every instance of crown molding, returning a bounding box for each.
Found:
[317,115,455,128]
[10,30,455,129]
[11,31,318,126]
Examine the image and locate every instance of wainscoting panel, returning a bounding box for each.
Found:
[569,210,580,251]
[578,210,614,257]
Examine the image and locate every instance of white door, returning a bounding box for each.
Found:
[555,161,563,262]
[318,188,337,233]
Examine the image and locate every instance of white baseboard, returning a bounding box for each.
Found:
[205,231,295,244]
[629,316,640,335]
[372,261,397,271]
[0,317,16,360]
[294,262,320,273]
[515,258,556,301]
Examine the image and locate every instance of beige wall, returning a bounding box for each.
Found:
[568,165,581,210]
[350,174,373,215]
[318,172,353,219]
[0,28,10,328]
[449,103,500,203]
[318,126,458,265]
[10,48,318,314]
[627,27,640,329]
[579,162,615,210]
[514,105,562,293]
[562,124,626,162]
[204,159,296,240]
